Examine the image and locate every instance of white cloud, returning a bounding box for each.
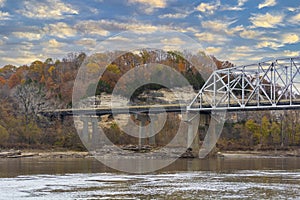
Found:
[2,51,44,66]
[159,13,188,19]
[201,20,241,35]
[282,33,299,44]
[75,38,97,47]
[161,37,185,45]
[290,13,300,24]
[201,20,228,32]
[195,32,229,45]
[19,0,78,19]
[287,7,296,12]
[229,53,251,60]
[196,1,220,15]
[121,22,159,34]
[45,39,64,48]
[128,0,166,14]
[13,32,42,40]
[256,41,282,49]
[250,12,284,28]
[238,0,248,7]
[0,0,5,7]
[44,22,77,38]
[283,50,299,57]
[239,29,262,39]
[205,46,222,55]
[222,0,248,11]
[40,39,66,58]
[128,0,166,8]
[234,46,254,52]
[258,36,278,42]
[75,20,110,36]
[75,19,170,36]
[258,0,276,9]
[0,11,10,20]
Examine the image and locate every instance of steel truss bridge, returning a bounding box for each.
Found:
[187,57,300,112]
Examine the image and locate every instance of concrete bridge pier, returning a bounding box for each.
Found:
[80,116,101,149]
[91,116,100,149]
[148,115,157,146]
[80,116,90,144]
[184,112,200,157]
[136,114,149,150]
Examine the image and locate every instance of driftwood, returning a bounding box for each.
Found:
[7,153,39,158]
[0,150,39,158]
[0,150,22,158]
[122,145,152,152]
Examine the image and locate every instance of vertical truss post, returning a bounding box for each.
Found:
[270,63,274,105]
[200,94,203,109]
[272,62,276,105]
[227,69,230,107]
[242,66,245,107]
[256,70,259,106]
[285,65,289,103]
[290,58,293,105]
[213,73,216,108]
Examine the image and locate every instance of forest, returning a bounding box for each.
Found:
[0,50,299,151]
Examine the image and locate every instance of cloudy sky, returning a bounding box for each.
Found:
[0,0,299,67]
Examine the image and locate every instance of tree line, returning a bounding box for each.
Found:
[0,50,299,150]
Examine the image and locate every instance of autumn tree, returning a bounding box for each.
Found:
[261,116,271,145]
[14,81,52,124]
[270,121,281,145]
[0,125,9,145]
[245,119,260,145]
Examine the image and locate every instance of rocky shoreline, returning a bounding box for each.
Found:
[0,147,299,159]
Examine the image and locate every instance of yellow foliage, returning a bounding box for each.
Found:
[106,64,120,74]
[21,79,26,85]
[86,62,100,73]
[0,125,9,144]
[48,66,55,76]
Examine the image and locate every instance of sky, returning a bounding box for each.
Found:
[0,0,299,67]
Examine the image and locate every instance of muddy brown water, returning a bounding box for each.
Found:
[0,156,299,199]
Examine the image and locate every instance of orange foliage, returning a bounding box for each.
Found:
[8,73,21,88]
[62,71,73,82]
[0,76,6,86]
[178,60,185,72]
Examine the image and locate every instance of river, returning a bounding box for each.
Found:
[0,156,299,199]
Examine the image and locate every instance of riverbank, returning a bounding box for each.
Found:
[1,147,300,159]
[0,149,90,159]
[218,149,300,158]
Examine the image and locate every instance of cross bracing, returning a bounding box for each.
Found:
[187,57,300,111]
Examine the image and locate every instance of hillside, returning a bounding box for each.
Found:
[0,50,299,151]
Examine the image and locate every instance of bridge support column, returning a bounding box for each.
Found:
[148,115,157,146]
[198,112,224,158]
[80,116,90,144]
[80,116,101,149]
[136,114,149,150]
[184,112,200,157]
[91,116,100,149]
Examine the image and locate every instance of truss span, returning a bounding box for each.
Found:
[188,57,300,111]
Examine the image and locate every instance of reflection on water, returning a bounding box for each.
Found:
[0,157,299,199]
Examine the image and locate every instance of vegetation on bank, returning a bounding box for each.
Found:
[0,50,299,151]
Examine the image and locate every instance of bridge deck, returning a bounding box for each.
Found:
[40,104,189,117]
[41,99,300,117]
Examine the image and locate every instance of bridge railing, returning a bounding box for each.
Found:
[187,57,300,111]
